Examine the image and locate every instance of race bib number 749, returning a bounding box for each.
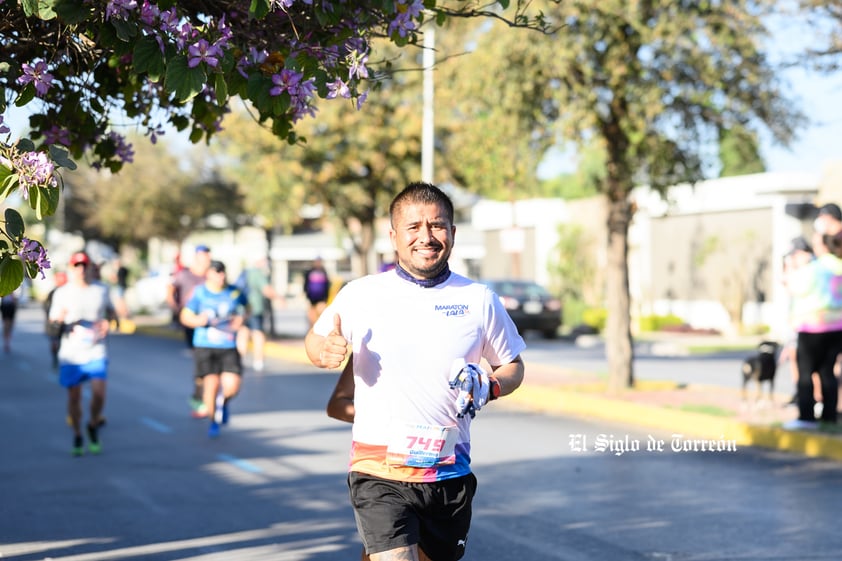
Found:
[386,423,458,468]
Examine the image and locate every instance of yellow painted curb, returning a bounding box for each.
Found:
[506,384,842,462]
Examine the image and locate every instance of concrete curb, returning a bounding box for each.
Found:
[134,323,842,462]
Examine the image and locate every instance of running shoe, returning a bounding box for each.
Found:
[72,435,84,457]
[253,360,264,372]
[87,423,102,454]
[191,403,208,419]
[190,396,208,418]
[208,421,221,439]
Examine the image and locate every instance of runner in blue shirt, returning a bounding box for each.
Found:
[180,260,247,438]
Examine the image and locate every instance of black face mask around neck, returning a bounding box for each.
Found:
[394,262,451,288]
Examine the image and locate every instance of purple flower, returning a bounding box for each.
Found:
[188,39,222,68]
[0,115,9,135]
[43,125,71,146]
[18,238,51,279]
[216,15,233,49]
[347,49,369,81]
[147,123,166,144]
[13,151,57,201]
[356,90,368,111]
[158,8,179,33]
[270,69,303,96]
[388,13,417,38]
[139,0,160,25]
[105,0,138,21]
[17,61,54,97]
[326,78,351,99]
[176,22,198,50]
[108,132,135,163]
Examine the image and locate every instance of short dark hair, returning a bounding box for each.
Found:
[389,182,454,227]
[209,260,226,273]
[818,203,842,222]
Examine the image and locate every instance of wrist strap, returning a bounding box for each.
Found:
[489,376,501,400]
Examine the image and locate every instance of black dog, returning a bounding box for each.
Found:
[741,341,780,403]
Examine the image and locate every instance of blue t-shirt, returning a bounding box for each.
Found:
[185,284,247,349]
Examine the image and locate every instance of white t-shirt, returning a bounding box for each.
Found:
[49,282,113,365]
[313,269,526,481]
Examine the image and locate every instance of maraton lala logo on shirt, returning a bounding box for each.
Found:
[435,303,470,317]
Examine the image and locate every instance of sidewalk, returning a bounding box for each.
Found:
[132,317,842,462]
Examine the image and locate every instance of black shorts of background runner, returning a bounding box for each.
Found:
[348,471,476,560]
[194,347,242,377]
[0,301,16,321]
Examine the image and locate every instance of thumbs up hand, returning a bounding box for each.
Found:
[320,314,349,369]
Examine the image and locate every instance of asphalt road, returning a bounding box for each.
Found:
[2,304,838,561]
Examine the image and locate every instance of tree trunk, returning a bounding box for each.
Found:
[264,226,276,337]
[605,197,635,394]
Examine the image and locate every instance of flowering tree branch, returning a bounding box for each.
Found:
[0,0,553,294]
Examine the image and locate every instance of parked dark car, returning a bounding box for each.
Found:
[482,279,562,339]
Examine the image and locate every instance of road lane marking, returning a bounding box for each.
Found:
[140,416,172,434]
[217,453,262,474]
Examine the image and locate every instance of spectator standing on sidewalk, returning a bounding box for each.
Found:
[305,182,526,560]
[236,256,283,371]
[784,230,842,430]
[166,244,212,416]
[780,237,819,407]
[180,260,247,439]
[814,203,842,237]
[48,252,117,456]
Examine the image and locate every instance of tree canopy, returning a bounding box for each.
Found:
[515,0,803,391]
[0,0,554,295]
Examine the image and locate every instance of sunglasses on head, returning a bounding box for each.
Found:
[73,262,87,268]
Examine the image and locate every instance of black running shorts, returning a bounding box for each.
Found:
[194,347,242,377]
[348,471,477,560]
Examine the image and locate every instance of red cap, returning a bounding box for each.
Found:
[69,252,90,266]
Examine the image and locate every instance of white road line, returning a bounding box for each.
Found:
[140,416,172,433]
[218,453,263,474]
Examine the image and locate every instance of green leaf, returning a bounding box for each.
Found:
[30,187,44,220]
[111,18,136,42]
[0,257,24,298]
[16,138,36,152]
[21,0,39,17]
[214,73,228,105]
[249,0,271,19]
[49,145,77,170]
[14,86,36,108]
[53,0,93,24]
[4,209,25,239]
[38,185,60,217]
[37,0,57,19]
[165,55,207,102]
[498,0,510,9]
[0,174,18,200]
[134,35,166,81]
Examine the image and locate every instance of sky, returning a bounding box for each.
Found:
[760,67,842,174]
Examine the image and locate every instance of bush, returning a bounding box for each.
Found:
[638,313,685,332]
[581,307,608,332]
